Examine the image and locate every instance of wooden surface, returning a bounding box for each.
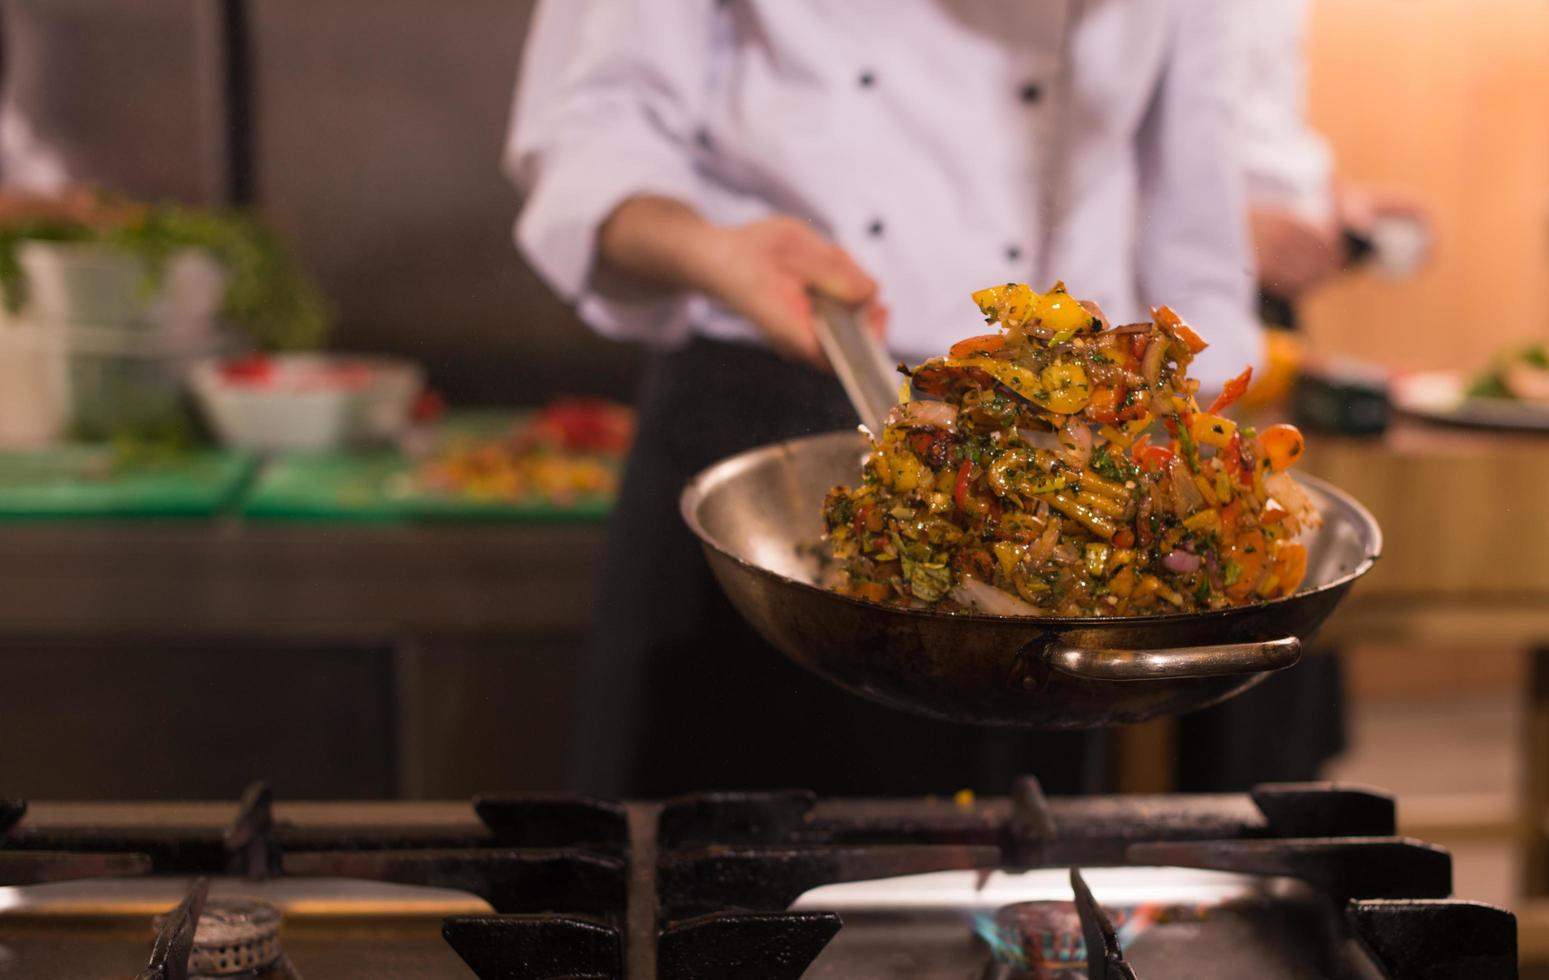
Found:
[1302,421,1549,647]
[0,521,606,798]
[1302,0,1549,374]
[0,521,601,639]
[1526,647,1549,898]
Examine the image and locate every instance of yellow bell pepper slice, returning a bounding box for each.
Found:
[1188,412,1238,450]
[1038,360,1092,414]
[946,356,1043,397]
[1029,283,1093,337]
[971,283,1035,328]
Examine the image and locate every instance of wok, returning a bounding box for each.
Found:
[681,431,1381,729]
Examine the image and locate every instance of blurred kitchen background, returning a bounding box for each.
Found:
[0,0,1546,964]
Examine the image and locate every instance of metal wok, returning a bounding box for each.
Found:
[681,430,1381,729]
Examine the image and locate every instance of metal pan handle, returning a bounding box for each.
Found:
[810,291,898,436]
[1045,636,1301,681]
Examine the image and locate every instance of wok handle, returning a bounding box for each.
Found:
[1044,636,1301,681]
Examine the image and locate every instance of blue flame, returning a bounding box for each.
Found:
[969,910,1031,969]
[968,909,1093,972]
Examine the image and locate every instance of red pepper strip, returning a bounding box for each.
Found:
[1136,445,1177,474]
[1153,305,1209,353]
[1172,323,1208,354]
[1209,367,1253,414]
[953,460,973,511]
[1085,385,1123,424]
[1222,432,1249,482]
[948,334,1006,359]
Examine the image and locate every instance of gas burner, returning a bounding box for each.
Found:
[158,898,284,977]
[981,895,1142,978]
[138,879,301,980]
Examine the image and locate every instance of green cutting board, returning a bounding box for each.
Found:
[239,454,407,523]
[241,412,618,523]
[240,453,615,524]
[0,446,256,519]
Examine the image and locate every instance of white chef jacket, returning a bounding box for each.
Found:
[506,0,1262,388]
[1224,0,1335,223]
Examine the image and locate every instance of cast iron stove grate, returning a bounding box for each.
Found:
[0,778,1519,978]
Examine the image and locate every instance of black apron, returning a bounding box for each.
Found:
[1176,648,1346,791]
[573,337,1107,799]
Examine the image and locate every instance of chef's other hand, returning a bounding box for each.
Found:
[1336,182,1431,237]
[599,196,886,369]
[1248,206,1342,298]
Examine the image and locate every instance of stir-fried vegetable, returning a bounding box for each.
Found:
[822,281,1319,617]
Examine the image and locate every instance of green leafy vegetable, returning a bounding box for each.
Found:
[901,555,953,602]
[0,197,330,351]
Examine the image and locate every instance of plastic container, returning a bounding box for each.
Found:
[65,324,231,441]
[4,240,233,440]
[191,354,423,452]
[0,319,71,448]
[14,240,227,330]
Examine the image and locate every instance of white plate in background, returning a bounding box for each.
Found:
[1390,370,1549,432]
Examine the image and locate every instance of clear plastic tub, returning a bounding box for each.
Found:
[15,241,226,329]
[64,323,232,441]
[4,240,233,440]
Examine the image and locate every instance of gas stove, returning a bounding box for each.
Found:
[0,778,1518,978]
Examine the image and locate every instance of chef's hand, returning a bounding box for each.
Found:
[1336,182,1430,237]
[599,195,887,368]
[1249,206,1343,298]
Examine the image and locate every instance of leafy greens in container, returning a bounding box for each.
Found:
[0,188,330,350]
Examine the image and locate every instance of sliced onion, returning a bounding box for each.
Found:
[1264,471,1322,529]
[1017,427,1060,449]
[1085,360,1128,386]
[1107,322,1153,335]
[1141,337,1166,385]
[887,399,959,430]
[1027,519,1061,564]
[1051,543,1080,564]
[1057,417,1093,468]
[1162,549,1202,574]
[951,577,1044,617]
[1168,458,1205,514]
[1136,492,1153,534]
[1079,300,1110,332]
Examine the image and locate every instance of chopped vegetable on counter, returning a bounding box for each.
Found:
[412,399,633,506]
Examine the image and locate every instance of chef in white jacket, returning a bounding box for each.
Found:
[506,0,1263,798]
